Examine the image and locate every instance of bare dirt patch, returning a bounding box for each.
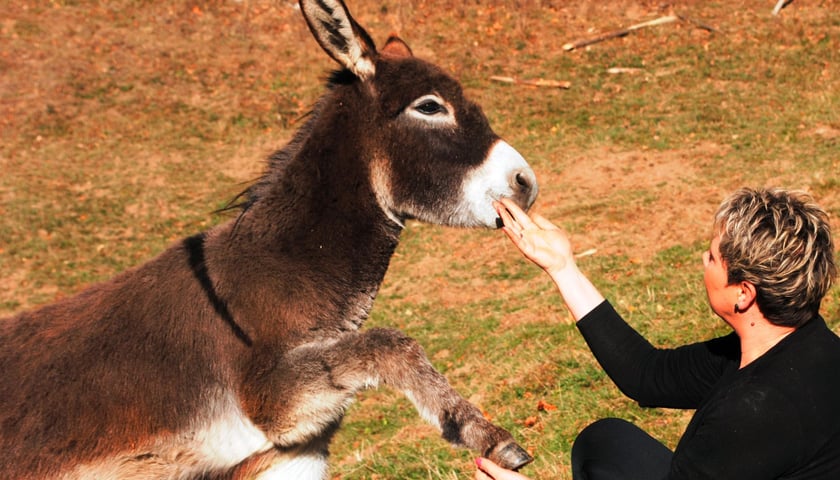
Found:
[547,142,732,259]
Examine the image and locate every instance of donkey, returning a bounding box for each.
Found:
[0,0,538,478]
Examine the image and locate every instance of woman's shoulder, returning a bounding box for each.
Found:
[737,319,840,427]
[808,315,840,342]
[785,315,840,361]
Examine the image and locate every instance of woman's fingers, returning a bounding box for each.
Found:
[475,457,531,480]
[475,469,492,480]
[531,213,559,231]
[498,198,534,228]
[496,199,560,235]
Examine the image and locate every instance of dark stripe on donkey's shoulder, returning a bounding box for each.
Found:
[184,233,253,347]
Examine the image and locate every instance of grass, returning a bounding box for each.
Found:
[2,1,840,478]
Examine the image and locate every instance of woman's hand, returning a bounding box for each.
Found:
[495,198,573,277]
[496,198,605,321]
[474,457,532,480]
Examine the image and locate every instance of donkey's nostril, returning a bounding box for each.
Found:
[514,171,535,194]
[509,168,538,210]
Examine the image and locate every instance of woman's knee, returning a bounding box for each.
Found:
[574,417,636,450]
[571,418,672,480]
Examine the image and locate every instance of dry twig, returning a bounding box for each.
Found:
[490,76,572,89]
[772,0,793,15]
[675,12,719,32]
[562,15,679,51]
[562,12,719,51]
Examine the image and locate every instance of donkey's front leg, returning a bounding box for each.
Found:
[313,327,532,470]
[239,328,532,472]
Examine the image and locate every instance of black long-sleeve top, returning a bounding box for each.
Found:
[577,300,840,479]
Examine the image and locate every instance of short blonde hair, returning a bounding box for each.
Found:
[714,188,836,327]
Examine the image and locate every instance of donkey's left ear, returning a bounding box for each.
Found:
[299,0,377,81]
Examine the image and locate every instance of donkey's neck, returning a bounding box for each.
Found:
[249,132,401,256]
[206,140,402,342]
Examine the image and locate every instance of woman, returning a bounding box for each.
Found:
[475,188,840,480]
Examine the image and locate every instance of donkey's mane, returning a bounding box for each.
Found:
[224,68,360,222]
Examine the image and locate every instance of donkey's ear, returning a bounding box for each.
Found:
[381,35,413,59]
[299,0,377,81]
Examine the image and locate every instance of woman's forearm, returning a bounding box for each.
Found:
[546,262,606,322]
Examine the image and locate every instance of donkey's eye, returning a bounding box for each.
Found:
[404,94,456,127]
[416,100,445,115]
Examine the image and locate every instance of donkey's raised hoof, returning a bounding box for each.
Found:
[487,441,534,471]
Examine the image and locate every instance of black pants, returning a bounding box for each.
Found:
[571,418,673,480]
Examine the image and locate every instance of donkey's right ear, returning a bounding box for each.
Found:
[299,0,377,81]
[381,35,413,59]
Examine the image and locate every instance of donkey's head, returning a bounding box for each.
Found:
[300,0,538,229]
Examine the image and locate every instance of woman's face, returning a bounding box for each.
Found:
[703,234,737,321]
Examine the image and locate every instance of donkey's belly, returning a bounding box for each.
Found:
[62,392,273,479]
[245,447,330,480]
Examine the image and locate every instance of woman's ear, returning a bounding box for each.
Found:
[738,281,757,311]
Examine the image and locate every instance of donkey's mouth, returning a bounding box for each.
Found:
[492,199,509,229]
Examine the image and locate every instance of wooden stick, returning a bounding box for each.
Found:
[675,12,719,32]
[563,15,679,51]
[772,0,792,15]
[490,75,572,89]
[607,67,643,74]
